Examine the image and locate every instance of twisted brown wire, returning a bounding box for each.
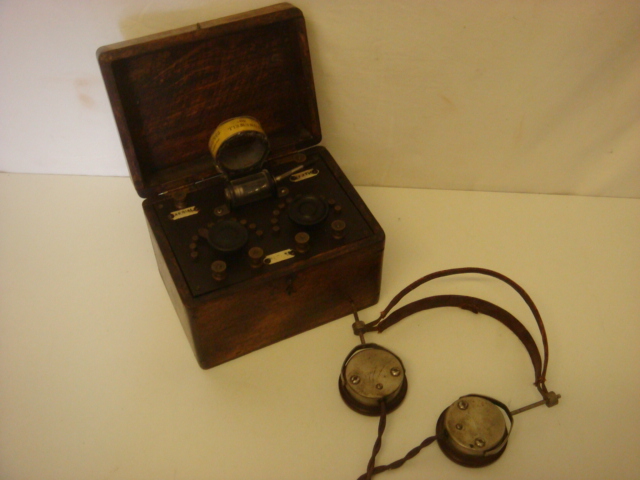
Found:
[363,401,387,480]
[357,431,437,480]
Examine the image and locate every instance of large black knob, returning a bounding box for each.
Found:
[205,220,249,253]
[288,194,329,226]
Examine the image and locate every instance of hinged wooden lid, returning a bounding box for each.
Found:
[97,3,321,198]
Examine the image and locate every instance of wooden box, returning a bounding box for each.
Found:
[97,3,385,369]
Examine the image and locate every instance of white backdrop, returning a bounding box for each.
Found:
[1,0,639,198]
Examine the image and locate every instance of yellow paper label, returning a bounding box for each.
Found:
[290,168,320,183]
[263,249,296,265]
[169,206,199,220]
[208,117,265,159]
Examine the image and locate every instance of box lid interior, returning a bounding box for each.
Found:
[98,3,321,198]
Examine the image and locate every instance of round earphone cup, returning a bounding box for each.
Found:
[338,374,408,416]
[435,410,508,467]
[435,395,510,468]
[338,343,408,416]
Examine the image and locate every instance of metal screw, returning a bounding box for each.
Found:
[475,438,486,448]
[390,367,401,377]
[455,424,463,430]
[349,375,360,385]
[457,400,469,410]
[375,383,383,390]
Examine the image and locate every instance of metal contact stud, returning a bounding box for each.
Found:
[248,247,264,269]
[294,232,310,253]
[211,260,227,282]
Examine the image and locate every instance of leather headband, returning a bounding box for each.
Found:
[376,294,543,390]
[354,268,551,397]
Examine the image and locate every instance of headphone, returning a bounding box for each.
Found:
[338,268,560,478]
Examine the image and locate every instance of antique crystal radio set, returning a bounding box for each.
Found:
[98,3,560,477]
[98,4,385,370]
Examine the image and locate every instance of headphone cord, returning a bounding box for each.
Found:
[358,400,437,480]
